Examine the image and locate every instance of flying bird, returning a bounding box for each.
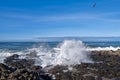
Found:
[93,3,96,8]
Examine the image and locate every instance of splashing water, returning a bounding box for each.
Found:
[0,40,93,67]
[53,40,92,65]
[30,40,93,67]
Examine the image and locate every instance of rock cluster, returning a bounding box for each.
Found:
[0,54,54,80]
[4,54,35,69]
[49,50,120,80]
[0,50,120,80]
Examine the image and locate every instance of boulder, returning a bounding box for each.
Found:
[4,54,35,68]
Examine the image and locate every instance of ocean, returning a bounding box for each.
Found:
[0,40,120,67]
[0,41,120,51]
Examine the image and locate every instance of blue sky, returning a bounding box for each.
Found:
[0,0,120,41]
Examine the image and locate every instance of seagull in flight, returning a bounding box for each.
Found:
[93,3,96,8]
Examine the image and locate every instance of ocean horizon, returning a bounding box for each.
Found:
[1,37,120,42]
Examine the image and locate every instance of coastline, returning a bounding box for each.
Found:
[0,50,119,80]
[49,50,120,80]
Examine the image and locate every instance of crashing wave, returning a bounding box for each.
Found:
[0,40,93,67]
[87,46,120,51]
[27,40,93,67]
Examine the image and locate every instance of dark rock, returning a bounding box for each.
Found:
[48,50,120,80]
[26,50,38,58]
[4,54,35,68]
[1,54,54,80]
[83,75,95,80]
[1,50,120,80]
[0,65,53,80]
[4,54,19,64]
[95,76,102,80]
[40,73,53,80]
[0,63,9,71]
[111,77,120,80]
[6,59,35,69]
[30,65,42,72]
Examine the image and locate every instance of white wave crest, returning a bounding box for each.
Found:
[87,46,120,51]
[0,40,93,67]
[52,40,92,65]
[27,40,93,67]
[0,51,26,63]
[1,40,120,67]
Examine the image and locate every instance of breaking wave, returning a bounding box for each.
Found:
[0,40,93,67]
[52,40,92,65]
[27,40,93,67]
[1,40,120,67]
[87,46,120,51]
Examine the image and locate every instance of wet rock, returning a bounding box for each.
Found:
[1,54,54,80]
[4,54,35,68]
[26,50,38,58]
[48,50,120,80]
[30,65,42,72]
[7,59,35,68]
[0,64,53,80]
[4,54,19,64]
[0,63,9,71]
[49,65,68,74]
[95,76,102,80]
[83,75,95,80]
[111,77,120,80]
[1,50,120,80]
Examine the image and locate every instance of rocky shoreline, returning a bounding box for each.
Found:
[0,50,120,80]
[0,54,54,80]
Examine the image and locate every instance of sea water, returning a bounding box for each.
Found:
[0,40,120,67]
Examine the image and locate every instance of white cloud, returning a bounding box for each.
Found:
[1,11,120,23]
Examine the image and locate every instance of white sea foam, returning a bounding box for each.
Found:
[26,40,93,67]
[87,46,120,51]
[0,40,120,67]
[52,40,92,65]
[0,51,26,63]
